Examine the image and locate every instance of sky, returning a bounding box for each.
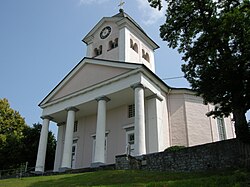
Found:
[0,0,249,137]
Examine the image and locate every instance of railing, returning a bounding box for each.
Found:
[0,162,35,179]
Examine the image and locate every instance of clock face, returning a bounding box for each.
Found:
[100,26,111,39]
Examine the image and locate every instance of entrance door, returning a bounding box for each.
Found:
[126,131,135,156]
[71,143,77,169]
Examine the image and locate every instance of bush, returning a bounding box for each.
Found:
[164,146,186,152]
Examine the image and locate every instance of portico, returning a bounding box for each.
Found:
[35,58,165,172]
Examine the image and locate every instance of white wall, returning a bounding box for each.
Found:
[72,104,134,168]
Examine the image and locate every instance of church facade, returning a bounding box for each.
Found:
[35,10,235,173]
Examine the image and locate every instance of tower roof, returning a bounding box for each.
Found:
[82,10,159,50]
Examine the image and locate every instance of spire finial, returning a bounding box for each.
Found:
[118,0,125,11]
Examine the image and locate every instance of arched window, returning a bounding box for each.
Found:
[108,38,119,51]
[99,45,102,55]
[133,43,138,53]
[93,45,102,57]
[114,38,118,48]
[93,48,98,57]
[130,39,134,49]
[142,49,150,62]
[142,49,145,57]
[109,41,113,50]
[130,39,138,53]
[145,53,150,62]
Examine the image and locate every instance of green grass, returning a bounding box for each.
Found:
[0,169,249,187]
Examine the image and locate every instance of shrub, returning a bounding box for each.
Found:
[164,146,186,152]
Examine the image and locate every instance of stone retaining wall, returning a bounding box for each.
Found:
[116,139,250,172]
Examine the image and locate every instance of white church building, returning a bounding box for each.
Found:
[35,9,235,173]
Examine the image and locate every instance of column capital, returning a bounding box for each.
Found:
[96,96,110,102]
[131,83,145,90]
[41,115,53,120]
[65,107,79,112]
[146,94,163,101]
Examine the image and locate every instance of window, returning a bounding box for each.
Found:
[130,39,138,53]
[217,117,226,140]
[142,49,150,62]
[126,130,135,156]
[144,53,150,62]
[108,38,119,51]
[99,45,102,55]
[133,43,138,53]
[108,41,113,50]
[128,104,135,118]
[93,45,103,57]
[130,39,133,48]
[114,38,118,47]
[74,121,78,132]
[71,139,78,169]
[128,133,134,145]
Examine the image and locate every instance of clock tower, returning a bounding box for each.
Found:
[82,9,159,73]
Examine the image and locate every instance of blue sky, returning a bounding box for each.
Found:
[0,0,249,136]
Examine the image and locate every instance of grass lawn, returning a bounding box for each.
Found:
[0,169,249,187]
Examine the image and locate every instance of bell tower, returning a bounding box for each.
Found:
[82,9,159,73]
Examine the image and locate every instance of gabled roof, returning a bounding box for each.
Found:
[39,56,194,108]
[82,9,159,50]
[39,57,144,107]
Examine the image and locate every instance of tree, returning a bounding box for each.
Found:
[0,98,56,170]
[21,123,56,170]
[0,98,27,169]
[148,0,250,142]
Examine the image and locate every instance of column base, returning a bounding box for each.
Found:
[59,167,71,172]
[33,171,44,175]
[91,162,105,168]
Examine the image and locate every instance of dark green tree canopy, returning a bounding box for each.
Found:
[0,98,27,145]
[148,0,250,142]
[0,98,56,170]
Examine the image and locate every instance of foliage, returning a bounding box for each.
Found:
[0,169,249,187]
[164,145,186,152]
[0,98,26,144]
[0,98,28,169]
[21,123,56,170]
[0,98,56,170]
[148,0,250,142]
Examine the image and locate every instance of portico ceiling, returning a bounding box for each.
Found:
[49,87,153,124]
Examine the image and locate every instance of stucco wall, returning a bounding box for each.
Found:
[168,93,235,147]
[91,21,120,61]
[72,104,135,168]
[184,94,213,146]
[86,21,156,72]
[168,94,188,146]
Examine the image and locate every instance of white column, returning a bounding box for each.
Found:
[93,96,110,166]
[146,94,163,153]
[53,123,65,172]
[60,107,78,170]
[132,83,146,156]
[35,116,52,173]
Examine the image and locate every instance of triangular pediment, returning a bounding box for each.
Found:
[40,58,141,106]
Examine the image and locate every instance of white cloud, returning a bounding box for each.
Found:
[136,0,166,26]
[79,0,109,5]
